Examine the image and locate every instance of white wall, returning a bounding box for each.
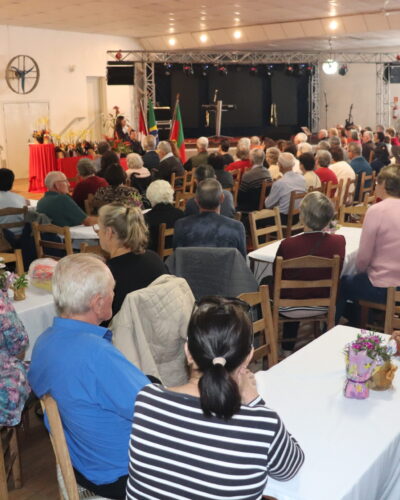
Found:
[0,25,142,177]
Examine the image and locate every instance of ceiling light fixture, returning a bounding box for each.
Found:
[168,37,176,47]
[329,19,338,30]
[199,33,208,43]
[233,30,242,39]
[322,59,338,75]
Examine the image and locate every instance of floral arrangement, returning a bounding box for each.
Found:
[104,136,132,155]
[12,273,28,290]
[344,331,397,399]
[0,257,14,291]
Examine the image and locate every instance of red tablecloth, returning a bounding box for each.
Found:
[29,144,57,193]
[57,157,128,188]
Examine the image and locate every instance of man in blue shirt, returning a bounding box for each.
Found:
[29,253,149,499]
[348,142,373,201]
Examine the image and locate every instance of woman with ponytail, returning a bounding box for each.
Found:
[126,297,304,500]
[97,203,166,317]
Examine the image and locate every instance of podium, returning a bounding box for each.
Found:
[202,100,236,139]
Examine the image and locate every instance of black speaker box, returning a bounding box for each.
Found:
[107,63,134,85]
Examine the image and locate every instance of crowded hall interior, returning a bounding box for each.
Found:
[1,1,400,499]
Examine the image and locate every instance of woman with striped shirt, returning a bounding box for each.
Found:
[126,297,304,500]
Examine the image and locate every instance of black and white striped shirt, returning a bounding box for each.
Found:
[126,384,304,500]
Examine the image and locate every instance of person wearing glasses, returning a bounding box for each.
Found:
[37,171,97,227]
[126,296,304,500]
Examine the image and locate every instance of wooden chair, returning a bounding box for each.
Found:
[229,169,242,184]
[325,178,344,213]
[0,426,22,499]
[170,172,185,192]
[238,285,278,369]
[357,171,376,203]
[258,180,272,211]
[0,250,24,275]
[363,193,376,207]
[359,287,400,333]
[338,204,367,228]
[272,255,341,344]
[183,170,196,194]
[249,207,283,250]
[225,180,240,208]
[32,222,73,259]
[0,206,28,234]
[84,194,95,216]
[40,395,106,500]
[174,191,193,210]
[285,191,306,238]
[233,211,242,222]
[157,223,174,259]
[79,243,109,259]
[342,177,357,206]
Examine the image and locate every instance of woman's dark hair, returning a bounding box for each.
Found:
[0,168,15,191]
[330,146,344,162]
[208,152,224,171]
[284,142,297,156]
[104,164,127,187]
[114,115,125,138]
[376,131,385,143]
[187,297,253,420]
[99,151,120,177]
[298,153,315,171]
[219,139,230,152]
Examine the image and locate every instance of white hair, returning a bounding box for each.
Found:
[250,136,260,145]
[363,130,373,141]
[297,142,313,155]
[126,153,144,170]
[316,150,332,167]
[319,129,328,138]
[45,171,65,189]
[158,141,171,155]
[295,132,308,144]
[238,137,251,149]
[250,148,265,165]
[144,135,156,150]
[278,152,296,170]
[52,254,115,315]
[146,180,174,206]
[197,136,209,150]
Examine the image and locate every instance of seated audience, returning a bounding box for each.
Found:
[98,150,120,178]
[144,180,184,252]
[318,129,328,141]
[250,135,262,149]
[265,152,307,225]
[142,135,160,171]
[315,150,338,186]
[218,138,234,166]
[126,153,151,195]
[348,129,361,144]
[152,141,184,181]
[265,146,282,180]
[185,165,235,218]
[294,132,308,146]
[362,130,375,163]
[0,290,30,426]
[98,204,167,317]
[208,152,234,188]
[386,127,400,147]
[93,164,143,213]
[0,167,29,236]
[316,140,331,152]
[297,142,313,156]
[28,254,149,499]
[371,132,390,173]
[37,171,97,226]
[226,145,251,173]
[93,141,111,172]
[299,153,321,190]
[237,148,272,211]
[348,142,373,200]
[274,192,345,355]
[328,127,339,138]
[173,179,246,257]
[72,158,108,210]
[284,143,302,173]
[329,147,356,202]
[184,136,209,171]
[126,296,304,500]
[336,165,400,324]
[128,130,144,155]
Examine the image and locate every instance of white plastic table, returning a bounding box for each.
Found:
[258,325,400,500]
[248,227,362,282]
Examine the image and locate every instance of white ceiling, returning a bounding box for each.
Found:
[0,0,399,51]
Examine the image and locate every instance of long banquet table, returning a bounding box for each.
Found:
[248,226,362,282]
[258,325,400,500]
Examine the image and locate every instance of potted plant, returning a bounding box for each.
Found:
[11,273,29,301]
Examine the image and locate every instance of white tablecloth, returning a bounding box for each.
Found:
[257,325,400,500]
[69,225,99,240]
[13,285,55,360]
[248,227,362,282]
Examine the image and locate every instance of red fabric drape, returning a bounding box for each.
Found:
[29,144,57,192]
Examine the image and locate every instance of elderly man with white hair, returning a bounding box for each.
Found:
[297,142,313,156]
[152,140,184,182]
[237,148,272,212]
[294,132,308,146]
[184,136,209,171]
[362,130,375,162]
[28,254,149,499]
[37,171,97,226]
[142,135,160,171]
[318,129,328,141]
[264,152,307,224]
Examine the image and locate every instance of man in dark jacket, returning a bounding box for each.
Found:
[152,141,184,182]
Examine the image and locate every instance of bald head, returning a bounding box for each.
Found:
[196,178,223,211]
[45,171,69,193]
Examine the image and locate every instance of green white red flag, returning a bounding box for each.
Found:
[169,96,186,163]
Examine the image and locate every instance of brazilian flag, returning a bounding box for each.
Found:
[147,98,159,144]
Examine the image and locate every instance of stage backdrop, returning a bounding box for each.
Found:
[155,64,310,140]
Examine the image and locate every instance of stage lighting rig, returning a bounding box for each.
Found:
[217,65,228,76]
[249,65,258,75]
[183,64,194,76]
[266,64,274,76]
[164,63,173,76]
[286,64,294,75]
[201,64,209,76]
[338,64,348,76]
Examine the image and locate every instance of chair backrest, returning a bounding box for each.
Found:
[238,285,278,369]
[384,287,400,334]
[249,207,283,250]
[174,191,193,210]
[363,193,376,207]
[40,395,80,500]
[0,206,28,232]
[358,171,376,202]
[342,177,357,206]
[338,204,367,227]
[285,191,306,238]
[272,255,341,331]
[170,172,185,191]
[183,170,196,194]
[84,193,95,216]
[32,222,73,259]
[79,243,109,259]
[229,169,242,184]
[0,426,22,499]
[258,180,272,211]
[157,223,174,259]
[325,178,344,212]
[227,180,240,208]
[0,250,24,275]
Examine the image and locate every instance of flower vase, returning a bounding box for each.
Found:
[369,361,397,391]
[13,287,26,301]
[344,348,377,399]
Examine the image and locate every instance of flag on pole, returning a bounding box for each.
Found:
[137,100,148,145]
[147,98,159,144]
[170,96,186,163]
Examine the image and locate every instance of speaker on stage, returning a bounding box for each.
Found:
[107,61,134,85]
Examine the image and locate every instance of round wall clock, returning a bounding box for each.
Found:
[5,55,40,94]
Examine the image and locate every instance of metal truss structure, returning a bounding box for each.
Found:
[376,63,391,127]
[309,65,320,133]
